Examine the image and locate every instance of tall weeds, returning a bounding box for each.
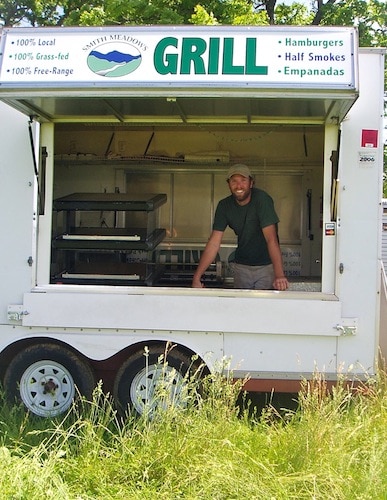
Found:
[0,367,386,499]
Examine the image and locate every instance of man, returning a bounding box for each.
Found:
[192,164,289,291]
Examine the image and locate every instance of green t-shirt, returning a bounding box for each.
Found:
[213,187,279,266]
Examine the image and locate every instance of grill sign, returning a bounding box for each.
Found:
[0,26,356,88]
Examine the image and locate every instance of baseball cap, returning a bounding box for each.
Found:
[227,164,252,180]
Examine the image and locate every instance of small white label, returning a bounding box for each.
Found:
[358,151,376,167]
[325,222,335,236]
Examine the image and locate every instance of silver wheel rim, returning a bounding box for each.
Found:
[19,360,76,417]
[130,364,186,416]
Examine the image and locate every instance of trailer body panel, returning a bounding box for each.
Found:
[0,26,385,415]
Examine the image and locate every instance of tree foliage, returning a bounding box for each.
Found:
[319,0,386,48]
[0,0,386,49]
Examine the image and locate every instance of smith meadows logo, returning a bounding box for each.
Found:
[85,36,146,77]
[84,35,269,77]
[87,43,141,77]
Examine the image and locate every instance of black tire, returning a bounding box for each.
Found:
[113,344,202,417]
[4,343,95,418]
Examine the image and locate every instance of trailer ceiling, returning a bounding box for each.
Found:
[0,91,357,125]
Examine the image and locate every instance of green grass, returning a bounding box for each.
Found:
[0,369,386,499]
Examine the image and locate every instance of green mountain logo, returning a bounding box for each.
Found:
[87,43,142,77]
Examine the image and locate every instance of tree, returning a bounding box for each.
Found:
[0,0,28,25]
[318,0,386,48]
[1,0,386,47]
[0,0,62,26]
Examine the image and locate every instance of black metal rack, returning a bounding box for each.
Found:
[51,193,167,285]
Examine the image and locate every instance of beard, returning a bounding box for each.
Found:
[231,186,252,205]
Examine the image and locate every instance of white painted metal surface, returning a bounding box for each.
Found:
[21,287,342,336]
[0,29,385,391]
[335,49,385,371]
[382,199,387,269]
[0,101,36,322]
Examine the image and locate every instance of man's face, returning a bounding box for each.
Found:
[228,174,253,205]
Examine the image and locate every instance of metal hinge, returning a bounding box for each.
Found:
[336,318,358,336]
[7,305,29,322]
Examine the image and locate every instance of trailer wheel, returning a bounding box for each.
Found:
[113,345,202,417]
[4,344,95,418]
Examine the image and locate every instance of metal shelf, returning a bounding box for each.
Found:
[53,228,166,251]
[51,192,167,285]
[53,193,167,212]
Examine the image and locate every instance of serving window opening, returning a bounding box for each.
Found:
[50,121,326,291]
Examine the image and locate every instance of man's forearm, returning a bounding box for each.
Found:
[192,231,223,287]
[192,248,218,285]
[263,225,288,290]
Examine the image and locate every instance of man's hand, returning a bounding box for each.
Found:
[192,277,205,288]
[273,276,289,291]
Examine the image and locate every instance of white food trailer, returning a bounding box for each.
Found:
[382,199,387,270]
[0,25,385,417]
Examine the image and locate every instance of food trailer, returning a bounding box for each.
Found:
[0,26,385,416]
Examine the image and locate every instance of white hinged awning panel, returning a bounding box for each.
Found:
[0,26,358,125]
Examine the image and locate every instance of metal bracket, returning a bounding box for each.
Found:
[7,305,29,322]
[336,318,358,336]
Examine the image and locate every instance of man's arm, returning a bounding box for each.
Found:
[192,230,224,288]
[262,224,289,291]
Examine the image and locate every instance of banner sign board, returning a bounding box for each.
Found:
[0,26,357,89]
